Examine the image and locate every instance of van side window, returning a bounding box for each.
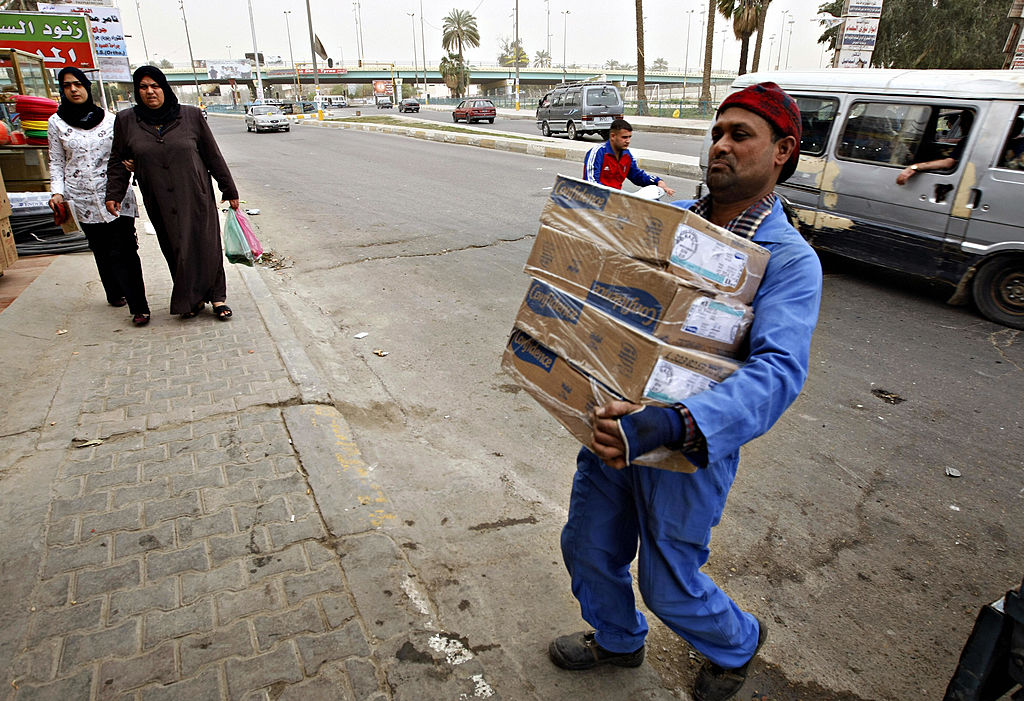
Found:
[997,108,1024,171]
[566,90,580,107]
[794,96,838,156]
[838,102,974,169]
[551,92,564,107]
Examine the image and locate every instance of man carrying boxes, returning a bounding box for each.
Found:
[521,82,823,701]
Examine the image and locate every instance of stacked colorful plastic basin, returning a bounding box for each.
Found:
[15,95,58,146]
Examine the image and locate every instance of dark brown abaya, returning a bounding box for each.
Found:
[105,105,238,315]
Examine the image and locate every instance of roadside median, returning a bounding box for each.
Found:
[289,114,703,181]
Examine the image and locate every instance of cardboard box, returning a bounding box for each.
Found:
[0,216,17,269]
[0,169,11,219]
[501,328,698,473]
[540,174,770,304]
[513,278,740,406]
[525,225,753,357]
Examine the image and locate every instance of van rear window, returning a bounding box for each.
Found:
[587,88,619,107]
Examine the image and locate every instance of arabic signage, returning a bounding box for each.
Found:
[0,11,94,70]
[1012,34,1024,70]
[38,4,130,82]
[841,16,880,49]
[838,49,873,68]
[207,61,252,80]
[847,0,884,17]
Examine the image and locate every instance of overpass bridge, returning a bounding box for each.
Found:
[162,64,736,97]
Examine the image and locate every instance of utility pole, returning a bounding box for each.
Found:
[134,0,150,65]
[408,12,419,98]
[179,0,201,106]
[684,9,694,101]
[561,10,570,83]
[545,0,551,62]
[353,1,364,64]
[514,0,520,110]
[785,17,795,69]
[419,0,428,101]
[246,0,264,100]
[284,11,300,100]
[305,0,320,94]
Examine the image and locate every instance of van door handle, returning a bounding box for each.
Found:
[966,188,982,210]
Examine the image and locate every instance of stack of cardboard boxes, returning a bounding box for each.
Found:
[0,171,17,274]
[503,175,770,473]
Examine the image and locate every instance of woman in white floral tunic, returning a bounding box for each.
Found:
[48,67,150,326]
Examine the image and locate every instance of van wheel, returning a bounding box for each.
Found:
[972,254,1024,329]
[541,121,551,137]
[567,122,579,140]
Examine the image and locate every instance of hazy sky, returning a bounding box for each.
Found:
[118,0,832,75]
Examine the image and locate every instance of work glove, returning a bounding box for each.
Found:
[616,406,684,465]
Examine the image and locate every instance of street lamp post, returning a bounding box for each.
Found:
[408,12,419,99]
[179,0,201,106]
[718,28,727,71]
[785,18,795,69]
[561,10,570,83]
[683,9,694,101]
[246,0,265,100]
[767,34,775,70]
[514,0,520,110]
[284,11,300,100]
[134,0,150,65]
[420,0,428,103]
[775,10,790,70]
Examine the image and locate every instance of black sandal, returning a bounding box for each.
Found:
[181,302,205,319]
[132,312,151,327]
[109,297,127,308]
[213,304,232,321]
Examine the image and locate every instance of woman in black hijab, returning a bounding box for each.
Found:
[48,67,150,325]
[105,66,239,321]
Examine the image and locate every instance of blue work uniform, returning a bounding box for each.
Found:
[560,197,823,669]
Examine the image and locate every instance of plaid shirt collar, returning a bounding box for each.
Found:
[688,192,777,240]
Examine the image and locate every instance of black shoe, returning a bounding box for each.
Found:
[549,631,645,671]
[693,616,768,701]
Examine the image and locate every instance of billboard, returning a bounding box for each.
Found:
[206,61,252,80]
[37,4,130,82]
[847,0,884,17]
[0,11,94,69]
[838,49,872,68]
[372,79,393,96]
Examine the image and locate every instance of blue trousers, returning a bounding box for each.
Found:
[560,447,760,669]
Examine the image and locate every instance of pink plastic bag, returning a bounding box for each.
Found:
[234,209,263,261]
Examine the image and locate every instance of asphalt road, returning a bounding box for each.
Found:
[211,116,1024,701]
[327,102,706,158]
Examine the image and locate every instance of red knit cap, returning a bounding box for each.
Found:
[717,82,802,182]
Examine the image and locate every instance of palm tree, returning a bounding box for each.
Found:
[718,0,761,75]
[604,59,623,70]
[750,0,771,71]
[700,0,716,109]
[653,57,669,71]
[439,52,470,97]
[442,9,481,64]
[535,49,552,67]
[635,0,649,116]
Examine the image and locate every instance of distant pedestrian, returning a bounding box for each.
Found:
[583,118,675,196]
[105,65,239,321]
[48,67,150,326]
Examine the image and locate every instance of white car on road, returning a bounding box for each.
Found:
[246,105,290,133]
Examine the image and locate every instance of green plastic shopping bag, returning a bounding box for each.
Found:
[223,208,254,266]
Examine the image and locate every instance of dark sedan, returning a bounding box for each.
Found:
[398,98,420,113]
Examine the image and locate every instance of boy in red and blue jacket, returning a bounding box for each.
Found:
[583,118,675,195]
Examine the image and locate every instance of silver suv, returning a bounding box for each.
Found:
[536,82,624,140]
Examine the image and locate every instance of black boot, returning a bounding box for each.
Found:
[693,616,768,701]
[549,631,645,671]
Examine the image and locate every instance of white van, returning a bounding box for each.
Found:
[701,70,1024,329]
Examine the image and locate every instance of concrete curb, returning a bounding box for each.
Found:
[294,117,704,180]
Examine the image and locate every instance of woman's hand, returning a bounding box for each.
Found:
[122,159,134,172]
[105,200,121,216]
[48,193,64,211]
[226,198,240,210]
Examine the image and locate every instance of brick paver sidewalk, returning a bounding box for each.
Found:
[4,236,387,700]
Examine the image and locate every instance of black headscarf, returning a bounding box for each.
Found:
[132,65,181,126]
[56,67,105,130]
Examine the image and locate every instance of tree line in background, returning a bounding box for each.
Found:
[438,1,1014,106]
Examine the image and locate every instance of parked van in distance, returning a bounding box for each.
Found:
[536,81,624,140]
[700,70,1024,329]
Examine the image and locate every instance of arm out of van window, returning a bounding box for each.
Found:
[896,156,956,185]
